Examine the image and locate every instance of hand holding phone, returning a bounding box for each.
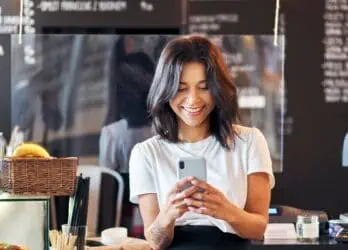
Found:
[161,177,200,224]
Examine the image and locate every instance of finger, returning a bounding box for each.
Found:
[190,192,220,204]
[190,179,217,194]
[169,176,195,195]
[178,185,201,199]
[170,185,200,203]
[174,201,190,216]
[177,206,189,215]
[173,199,188,209]
[184,198,217,210]
[187,206,217,218]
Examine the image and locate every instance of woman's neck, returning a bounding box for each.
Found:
[178,121,211,143]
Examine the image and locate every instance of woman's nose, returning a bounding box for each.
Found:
[185,89,200,105]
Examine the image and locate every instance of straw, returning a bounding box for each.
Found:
[68,175,90,228]
[66,174,90,249]
[49,230,58,248]
[68,174,86,228]
[49,230,78,250]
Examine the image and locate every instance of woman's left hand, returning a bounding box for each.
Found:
[184,178,236,220]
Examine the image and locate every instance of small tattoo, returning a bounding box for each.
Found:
[149,222,171,249]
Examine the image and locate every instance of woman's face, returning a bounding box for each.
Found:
[169,62,215,130]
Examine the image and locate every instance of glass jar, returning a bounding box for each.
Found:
[296,215,319,242]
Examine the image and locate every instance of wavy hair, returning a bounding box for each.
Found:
[147,35,239,149]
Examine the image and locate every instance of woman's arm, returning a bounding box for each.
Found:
[186,172,271,240]
[138,194,175,250]
[225,172,270,239]
[138,178,200,250]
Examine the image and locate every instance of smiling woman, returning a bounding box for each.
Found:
[169,62,215,142]
[147,35,239,149]
[129,35,275,250]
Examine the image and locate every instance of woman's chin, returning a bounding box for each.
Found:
[182,119,206,128]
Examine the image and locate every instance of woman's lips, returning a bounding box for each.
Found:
[182,106,204,116]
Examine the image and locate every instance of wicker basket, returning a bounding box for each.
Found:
[0,157,78,196]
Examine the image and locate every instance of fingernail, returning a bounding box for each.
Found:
[191,180,198,184]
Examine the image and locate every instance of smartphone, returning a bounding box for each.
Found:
[177,157,207,192]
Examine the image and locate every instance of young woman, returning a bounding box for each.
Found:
[129,35,275,250]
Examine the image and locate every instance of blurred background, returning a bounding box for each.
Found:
[0,0,348,241]
[10,34,284,171]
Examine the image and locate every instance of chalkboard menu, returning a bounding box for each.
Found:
[0,1,35,34]
[323,0,348,103]
[187,0,285,34]
[0,0,182,34]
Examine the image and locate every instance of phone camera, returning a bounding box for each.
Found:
[179,161,185,169]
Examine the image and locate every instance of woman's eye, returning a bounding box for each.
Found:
[200,85,208,90]
[178,88,186,92]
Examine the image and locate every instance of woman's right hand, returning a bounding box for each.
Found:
[160,176,200,225]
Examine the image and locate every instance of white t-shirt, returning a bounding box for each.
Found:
[129,125,275,234]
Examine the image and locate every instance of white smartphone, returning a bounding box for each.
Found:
[176,157,207,191]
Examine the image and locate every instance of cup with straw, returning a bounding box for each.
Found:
[49,229,77,250]
[65,174,90,250]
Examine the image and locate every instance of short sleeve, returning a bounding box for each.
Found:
[247,127,275,189]
[129,143,157,204]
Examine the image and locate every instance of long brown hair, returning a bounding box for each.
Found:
[147,35,239,149]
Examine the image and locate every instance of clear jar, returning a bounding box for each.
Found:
[296,215,319,242]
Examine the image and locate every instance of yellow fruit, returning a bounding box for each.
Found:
[13,143,50,158]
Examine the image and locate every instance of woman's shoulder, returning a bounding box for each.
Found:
[131,135,174,164]
[132,135,163,156]
[232,124,265,144]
